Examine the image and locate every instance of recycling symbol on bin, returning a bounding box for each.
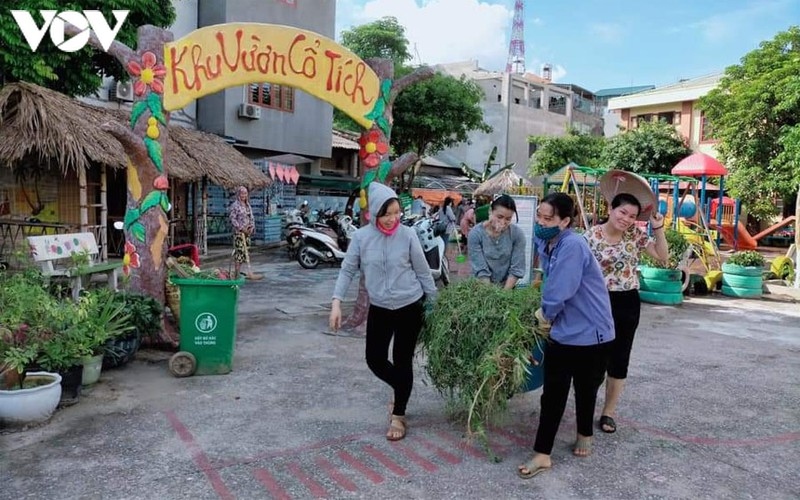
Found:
[195,313,218,334]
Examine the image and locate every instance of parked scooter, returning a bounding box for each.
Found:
[405,215,450,286]
[283,209,306,259]
[296,215,357,269]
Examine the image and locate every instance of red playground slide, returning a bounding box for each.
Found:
[716,221,757,250]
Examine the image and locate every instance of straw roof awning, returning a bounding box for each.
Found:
[474,169,531,197]
[0,82,270,189]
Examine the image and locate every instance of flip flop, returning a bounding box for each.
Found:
[517,459,551,479]
[386,415,406,441]
[599,415,617,434]
[573,437,592,458]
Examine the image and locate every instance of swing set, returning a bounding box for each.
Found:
[545,162,725,292]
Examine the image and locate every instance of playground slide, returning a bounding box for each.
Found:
[716,221,757,250]
[753,216,796,242]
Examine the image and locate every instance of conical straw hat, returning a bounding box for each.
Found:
[599,170,656,221]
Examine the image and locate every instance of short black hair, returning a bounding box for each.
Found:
[541,192,575,224]
[611,193,641,216]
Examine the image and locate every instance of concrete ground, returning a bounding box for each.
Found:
[2,246,799,500]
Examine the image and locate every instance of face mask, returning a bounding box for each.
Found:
[378,219,400,236]
[535,223,562,240]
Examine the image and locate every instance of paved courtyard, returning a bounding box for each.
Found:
[2,248,799,499]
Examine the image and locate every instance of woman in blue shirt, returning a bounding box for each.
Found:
[517,192,615,479]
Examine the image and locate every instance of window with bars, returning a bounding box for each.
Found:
[249,83,294,112]
[700,112,716,142]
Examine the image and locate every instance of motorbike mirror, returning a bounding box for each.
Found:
[113,221,124,230]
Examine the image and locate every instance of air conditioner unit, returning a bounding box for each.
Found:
[238,103,262,120]
[110,81,134,102]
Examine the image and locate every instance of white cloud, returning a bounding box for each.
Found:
[589,22,623,44]
[335,0,568,79]
[549,64,567,82]
[690,0,793,43]
[337,0,513,71]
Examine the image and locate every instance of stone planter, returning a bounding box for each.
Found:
[0,371,62,427]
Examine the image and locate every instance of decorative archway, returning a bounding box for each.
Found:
[67,22,433,340]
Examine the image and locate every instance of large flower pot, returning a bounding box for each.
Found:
[721,263,763,298]
[638,266,684,305]
[59,364,83,404]
[103,329,143,369]
[81,354,104,386]
[0,371,62,427]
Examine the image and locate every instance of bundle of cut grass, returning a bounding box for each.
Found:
[419,278,546,452]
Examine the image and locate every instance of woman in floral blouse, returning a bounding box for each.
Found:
[229,186,255,278]
[585,193,668,434]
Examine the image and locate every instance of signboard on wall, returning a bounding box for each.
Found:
[511,195,538,287]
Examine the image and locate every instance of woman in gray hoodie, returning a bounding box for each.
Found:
[330,182,438,441]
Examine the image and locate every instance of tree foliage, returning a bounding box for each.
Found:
[392,73,491,157]
[0,0,176,97]
[600,120,691,175]
[338,17,490,188]
[699,26,800,221]
[339,16,411,68]
[528,128,604,175]
[460,146,514,183]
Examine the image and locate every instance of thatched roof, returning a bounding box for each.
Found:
[474,169,530,197]
[0,82,270,189]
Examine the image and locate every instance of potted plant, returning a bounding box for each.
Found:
[68,289,132,385]
[638,228,690,305]
[0,273,63,427]
[722,250,766,298]
[104,291,163,369]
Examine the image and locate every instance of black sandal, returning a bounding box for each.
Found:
[599,415,617,433]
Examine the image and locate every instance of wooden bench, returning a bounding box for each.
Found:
[27,232,122,301]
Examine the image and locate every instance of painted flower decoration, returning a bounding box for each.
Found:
[127,51,167,96]
[122,241,141,276]
[358,130,389,168]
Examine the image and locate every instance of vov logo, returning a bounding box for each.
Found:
[10,10,129,52]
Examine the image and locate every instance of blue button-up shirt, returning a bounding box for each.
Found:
[536,229,614,346]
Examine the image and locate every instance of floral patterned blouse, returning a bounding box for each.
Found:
[585,225,653,291]
[229,200,254,234]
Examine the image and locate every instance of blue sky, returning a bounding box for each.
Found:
[335,0,798,92]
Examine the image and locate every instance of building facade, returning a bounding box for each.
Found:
[594,85,656,137]
[196,0,336,165]
[607,73,722,156]
[435,60,604,181]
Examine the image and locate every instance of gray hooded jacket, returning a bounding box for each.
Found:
[332,183,437,310]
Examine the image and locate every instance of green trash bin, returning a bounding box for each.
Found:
[168,277,245,377]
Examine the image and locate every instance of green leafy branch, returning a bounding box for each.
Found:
[364,79,392,137]
[123,191,170,243]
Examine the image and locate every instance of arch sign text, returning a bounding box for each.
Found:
[162,23,381,128]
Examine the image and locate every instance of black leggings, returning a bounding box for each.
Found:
[607,289,641,379]
[365,297,425,416]
[533,340,609,455]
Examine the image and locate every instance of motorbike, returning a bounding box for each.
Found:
[283,209,307,259]
[296,215,357,269]
[405,215,450,286]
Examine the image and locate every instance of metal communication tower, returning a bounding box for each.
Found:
[505,0,525,74]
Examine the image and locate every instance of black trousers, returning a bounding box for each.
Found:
[365,297,425,416]
[607,289,641,379]
[533,340,609,455]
